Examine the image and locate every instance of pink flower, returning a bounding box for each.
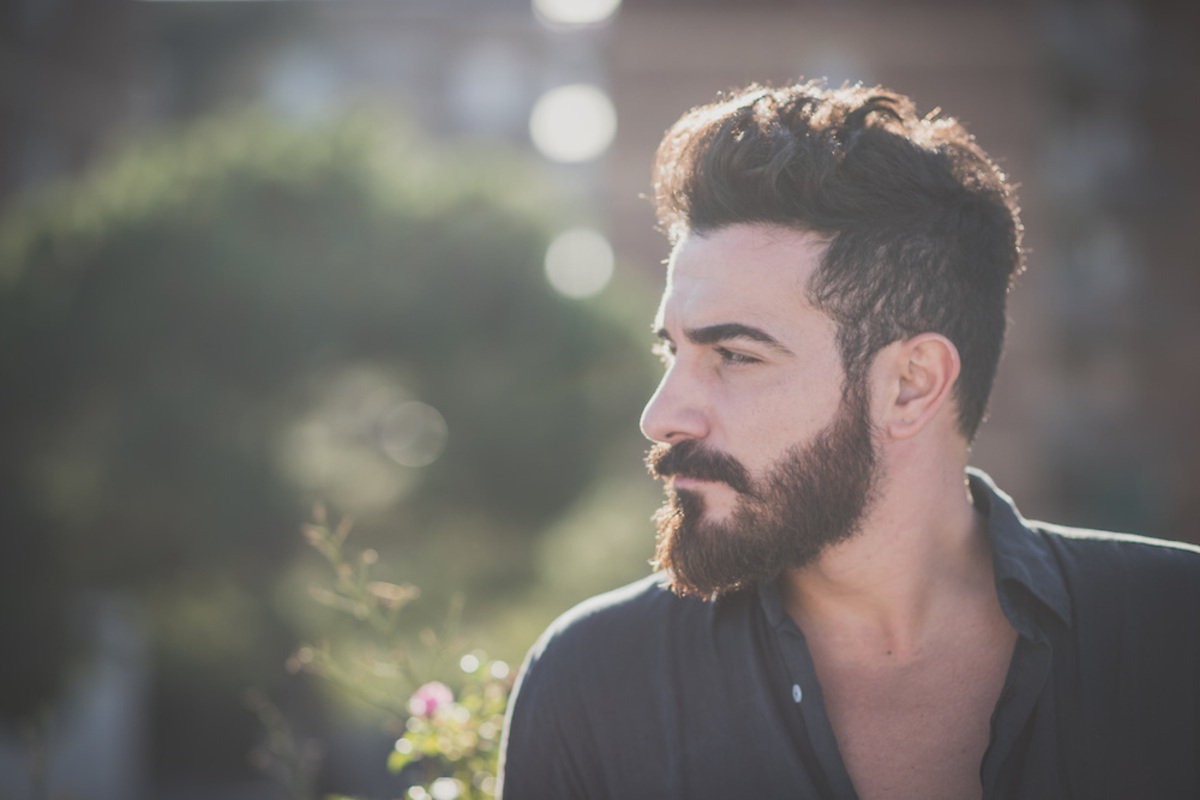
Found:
[408,681,454,717]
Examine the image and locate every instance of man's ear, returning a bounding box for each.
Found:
[880,333,961,440]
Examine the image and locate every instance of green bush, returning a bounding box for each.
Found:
[0,108,653,782]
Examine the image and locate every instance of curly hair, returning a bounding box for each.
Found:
[652,81,1024,439]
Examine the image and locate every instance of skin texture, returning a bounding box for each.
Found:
[641,224,1017,800]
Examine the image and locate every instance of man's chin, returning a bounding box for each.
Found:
[653,500,771,598]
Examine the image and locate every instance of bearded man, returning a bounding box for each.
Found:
[497,80,1200,800]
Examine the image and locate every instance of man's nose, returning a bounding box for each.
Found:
[640,366,710,444]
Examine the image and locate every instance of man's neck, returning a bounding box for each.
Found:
[779,455,992,659]
[778,455,1017,800]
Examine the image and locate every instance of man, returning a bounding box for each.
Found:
[497,80,1200,799]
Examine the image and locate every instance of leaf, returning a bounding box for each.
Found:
[366,581,419,609]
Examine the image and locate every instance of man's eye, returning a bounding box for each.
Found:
[716,347,761,366]
[652,342,676,364]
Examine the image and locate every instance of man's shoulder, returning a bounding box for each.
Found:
[1029,520,1200,607]
[501,578,773,795]
[1032,519,1200,570]
[522,573,709,672]
[503,574,730,759]
[511,572,761,709]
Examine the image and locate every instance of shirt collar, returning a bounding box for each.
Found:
[967,467,1073,632]
[757,469,1074,634]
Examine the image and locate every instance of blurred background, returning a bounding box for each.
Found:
[0,0,1197,797]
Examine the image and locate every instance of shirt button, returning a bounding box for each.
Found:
[792,683,802,703]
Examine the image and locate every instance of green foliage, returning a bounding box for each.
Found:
[295,508,432,709]
[280,508,512,800]
[387,671,510,800]
[0,107,653,773]
[0,110,641,555]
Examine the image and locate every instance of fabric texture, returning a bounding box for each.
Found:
[498,469,1200,799]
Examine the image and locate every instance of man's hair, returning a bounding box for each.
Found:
[652,80,1024,439]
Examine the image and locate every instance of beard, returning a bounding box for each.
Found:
[646,382,878,598]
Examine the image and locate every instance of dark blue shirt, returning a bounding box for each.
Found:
[498,470,1200,799]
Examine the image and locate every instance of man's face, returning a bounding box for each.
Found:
[640,224,879,596]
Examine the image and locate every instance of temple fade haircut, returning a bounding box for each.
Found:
[653,80,1024,439]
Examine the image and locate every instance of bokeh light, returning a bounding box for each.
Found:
[529,84,616,163]
[533,0,621,27]
[276,366,450,513]
[544,227,615,298]
[430,777,462,800]
[382,401,449,468]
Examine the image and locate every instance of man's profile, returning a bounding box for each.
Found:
[497,80,1200,799]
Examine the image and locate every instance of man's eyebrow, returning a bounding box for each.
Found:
[654,323,793,354]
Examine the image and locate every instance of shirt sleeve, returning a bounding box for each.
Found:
[497,639,591,800]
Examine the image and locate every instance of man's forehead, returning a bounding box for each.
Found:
[655,224,827,330]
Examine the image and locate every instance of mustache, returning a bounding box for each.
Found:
[645,440,754,496]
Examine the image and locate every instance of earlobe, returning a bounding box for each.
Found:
[885,333,961,440]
